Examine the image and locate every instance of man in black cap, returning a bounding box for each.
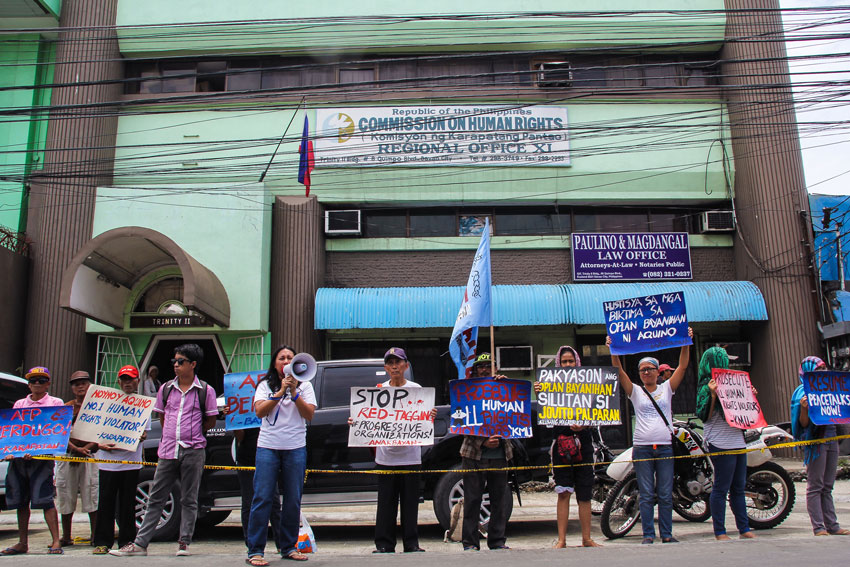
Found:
[460,353,511,551]
[366,348,435,553]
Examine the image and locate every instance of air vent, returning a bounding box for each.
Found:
[700,210,736,232]
[496,345,534,371]
[324,210,361,236]
[533,61,572,87]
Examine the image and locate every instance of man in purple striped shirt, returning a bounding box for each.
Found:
[110,344,218,558]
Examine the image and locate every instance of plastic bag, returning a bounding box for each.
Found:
[296,512,317,554]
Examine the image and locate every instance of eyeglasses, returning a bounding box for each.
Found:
[171,358,191,366]
[28,378,49,385]
[639,367,658,374]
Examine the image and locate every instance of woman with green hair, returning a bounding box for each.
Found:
[695,346,755,541]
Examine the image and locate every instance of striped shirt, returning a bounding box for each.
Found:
[703,407,745,450]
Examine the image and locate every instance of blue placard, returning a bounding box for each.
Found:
[449,377,532,438]
[224,371,264,430]
[604,291,691,356]
[802,371,850,425]
[0,405,73,457]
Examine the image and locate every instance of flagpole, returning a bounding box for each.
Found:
[487,218,496,376]
[258,96,306,183]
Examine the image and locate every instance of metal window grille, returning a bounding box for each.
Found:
[227,335,266,373]
[96,335,138,388]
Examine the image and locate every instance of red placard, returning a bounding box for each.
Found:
[712,368,768,429]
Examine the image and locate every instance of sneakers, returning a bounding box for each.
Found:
[176,541,191,556]
[92,546,110,555]
[109,543,147,557]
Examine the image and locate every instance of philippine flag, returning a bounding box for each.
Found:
[298,115,314,196]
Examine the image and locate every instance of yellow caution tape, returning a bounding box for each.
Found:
[27,433,848,476]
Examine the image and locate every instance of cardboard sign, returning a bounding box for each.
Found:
[348,386,435,447]
[71,385,155,450]
[712,368,768,429]
[536,366,621,426]
[0,405,73,457]
[604,292,691,355]
[449,378,532,438]
[224,371,264,431]
[802,371,850,425]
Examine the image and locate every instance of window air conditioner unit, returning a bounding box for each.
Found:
[496,345,534,371]
[325,210,361,236]
[716,342,751,366]
[700,210,736,233]
[534,61,572,87]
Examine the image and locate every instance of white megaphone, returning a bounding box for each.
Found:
[283,353,317,382]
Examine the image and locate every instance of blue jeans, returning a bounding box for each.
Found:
[709,445,750,536]
[246,446,307,557]
[633,444,674,540]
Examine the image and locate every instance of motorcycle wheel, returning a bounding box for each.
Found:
[673,494,711,522]
[600,472,640,539]
[745,461,796,529]
[590,482,607,516]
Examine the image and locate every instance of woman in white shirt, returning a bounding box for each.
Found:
[245,346,317,565]
[608,328,692,544]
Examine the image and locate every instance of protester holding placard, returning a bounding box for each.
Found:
[365,347,435,554]
[695,347,756,541]
[56,370,99,547]
[607,328,692,545]
[111,344,218,558]
[0,366,64,556]
[533,346,600,549]
[459,353,513,552]
[246,345,317,565]
[791,356,850,536]
[93,366,149,555]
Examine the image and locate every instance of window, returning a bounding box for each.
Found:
[643,63,680,88]
[226,60,262,91]
[605,57,642,87]
[319,366,389,407]
[196,61,227,92]
[339,68,375,86]
[574,209,649,233]
[650,210,691,232]
[409,213,455,237]
[160,62,195,93]
[363,212,407,237]
[459,215,491,236]
[494,209,570,235]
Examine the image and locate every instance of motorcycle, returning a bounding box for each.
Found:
[598,418,795,539]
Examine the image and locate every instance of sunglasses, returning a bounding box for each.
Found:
[639,367,658,374]
[171,358,191,366]
[28,378,49,385]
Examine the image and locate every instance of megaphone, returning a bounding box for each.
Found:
[283,352,317,382]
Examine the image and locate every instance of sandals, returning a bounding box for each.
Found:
[0,544,27,556]
[59,538,74,547]
[48,547,65,555]
[283,550,309,561]
[246,556,269,566]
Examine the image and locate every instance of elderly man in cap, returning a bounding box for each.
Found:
[56,370,99,547]
[93,366,147,555]
[358,348,435,553]
[1,367,64,555]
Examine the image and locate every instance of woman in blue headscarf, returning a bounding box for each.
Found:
[791,356,849,536]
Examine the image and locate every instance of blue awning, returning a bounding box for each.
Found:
[315,281,767,329]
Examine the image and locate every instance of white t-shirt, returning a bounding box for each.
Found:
[375,380,424,467]
[629,381,674,446]
[254,380,317,451]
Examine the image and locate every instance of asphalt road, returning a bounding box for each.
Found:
[2,458,849,565]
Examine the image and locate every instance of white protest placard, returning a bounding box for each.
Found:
[712,368,768,429]
[348,386,435,447]
[70,385,155,450]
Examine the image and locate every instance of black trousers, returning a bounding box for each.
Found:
[374,464,421,551]
[93,469,140,548]
[461,457,508,549]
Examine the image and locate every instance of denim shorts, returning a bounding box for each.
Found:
[5,459,56,510]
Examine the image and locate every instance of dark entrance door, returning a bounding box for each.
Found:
[146,338,226,396]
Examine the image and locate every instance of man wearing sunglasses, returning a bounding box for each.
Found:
[111,344,218,558]
[1,367,64,555]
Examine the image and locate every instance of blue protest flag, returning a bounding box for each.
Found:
[449,219,492,379]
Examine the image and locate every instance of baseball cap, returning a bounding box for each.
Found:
[25,366,50,380]
[384,347,408,362]
[658,364,673,373]
[117,365,140,380]
[474,352,492,366]
[69,370,91,383]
